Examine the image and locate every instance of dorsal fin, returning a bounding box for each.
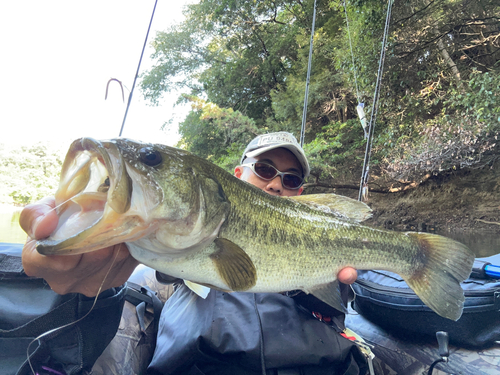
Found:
[287,193,372,222]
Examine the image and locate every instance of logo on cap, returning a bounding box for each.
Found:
[257,133,298,147]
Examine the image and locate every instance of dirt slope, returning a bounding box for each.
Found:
[364,164,500,233]
[326,162,500,257]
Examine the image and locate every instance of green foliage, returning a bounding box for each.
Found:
[304,120,366,179]
[142,0,500,186]
[447,71,500,128]
[0,143,63,205]
[177,96,260,172]
[141,0,307,122]
[384,71,500,180]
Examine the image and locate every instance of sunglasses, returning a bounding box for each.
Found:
[243,162,304,189]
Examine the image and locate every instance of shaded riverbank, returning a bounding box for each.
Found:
[345,163,500,257]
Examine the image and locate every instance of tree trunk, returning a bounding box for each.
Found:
[434,28,461,85]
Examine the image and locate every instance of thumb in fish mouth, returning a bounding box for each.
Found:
[36,207,147,256]
[19,196,59,239]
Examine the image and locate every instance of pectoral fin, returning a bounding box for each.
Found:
[210,238,257,292]
[308,280,347,313]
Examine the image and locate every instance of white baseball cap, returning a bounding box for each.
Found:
[240,132,310,178]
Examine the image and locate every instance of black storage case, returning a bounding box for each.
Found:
[352,254,500,348]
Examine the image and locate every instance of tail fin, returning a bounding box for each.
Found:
[405,233,474,321]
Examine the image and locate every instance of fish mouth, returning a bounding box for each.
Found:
[37,138,148,255]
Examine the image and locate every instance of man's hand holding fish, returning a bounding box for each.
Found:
[20,197,140,297]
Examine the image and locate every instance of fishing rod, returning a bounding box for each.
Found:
[357,0,394,201]
[471,259,500,279]
[299,0,317,147]
[119,0,158,137]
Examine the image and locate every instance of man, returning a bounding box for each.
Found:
[20,132,364,374]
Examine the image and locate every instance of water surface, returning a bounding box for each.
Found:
[0,206,27,244]
[440,230,500,259]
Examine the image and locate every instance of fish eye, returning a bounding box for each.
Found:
[139,147,162,167]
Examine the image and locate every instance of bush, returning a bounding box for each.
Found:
[383,71,500,181]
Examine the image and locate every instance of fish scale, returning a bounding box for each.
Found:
[37,137,475,321]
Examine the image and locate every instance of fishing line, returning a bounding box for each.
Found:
[44,189,105,217]
[43,196,79,215]
[27,246,122,375]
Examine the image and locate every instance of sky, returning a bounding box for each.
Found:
[0,1,196,149]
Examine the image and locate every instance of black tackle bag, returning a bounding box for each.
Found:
[149,283,369,375]
[352,253,500,348]
[0,243,127,375]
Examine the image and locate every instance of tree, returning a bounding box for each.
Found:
[141,0,500,190]
[0,143,63,205]
[142,0,309,122]
[177,96,260,171]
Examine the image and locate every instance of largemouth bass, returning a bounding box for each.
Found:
[37,138,475,320]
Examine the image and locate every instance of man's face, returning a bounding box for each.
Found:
[234,147,304,197]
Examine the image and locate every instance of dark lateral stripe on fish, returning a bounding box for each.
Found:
[38,138,475,322]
